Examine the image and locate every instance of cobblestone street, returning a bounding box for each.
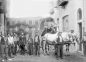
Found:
[6,52,86,62]
[4,44,85,62]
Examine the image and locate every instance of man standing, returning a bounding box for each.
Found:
[19,33,26,55]
[34,32,40,56]
[1,35,6,61]
[28,36,33,55]
[8,34,14,58]
[69,30,75,41]
[57,32,63,59]
[13,33,18,55]
[69,30,77,46]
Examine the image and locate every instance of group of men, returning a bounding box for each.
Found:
[0,33,18,61]
[21,32,40,56]
[18,32,40,56]
[0,32,40,61]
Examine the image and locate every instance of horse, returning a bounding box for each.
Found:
[41,27,59,55]
[61,32,72,55]
[61,32,80,56]
[41,28,79,56]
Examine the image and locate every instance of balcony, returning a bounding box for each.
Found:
[58,0,68,6]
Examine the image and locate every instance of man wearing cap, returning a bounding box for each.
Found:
[19,33,26,55]
[8,34,14,58]
[56,32,63,59]
[28,36,33,55]
[13,33,18,55]
[1,35,6,61]
[34,32,40,56]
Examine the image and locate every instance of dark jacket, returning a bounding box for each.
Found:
[19,36,26,45]
[56,36,63,45]
[1,37,5,45]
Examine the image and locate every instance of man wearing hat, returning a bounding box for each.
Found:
[56,32,63,59]
[19,33,26,55]
[13,33,18,55]
[1,34,7,61]
[8,33,14,57]
[34,32,40,56]
[28,35,33,55]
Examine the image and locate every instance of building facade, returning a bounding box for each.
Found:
[52,0,86,55]
[7,17,43,36]
[0,0,7,35]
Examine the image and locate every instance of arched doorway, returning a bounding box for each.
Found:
[78,22,82,41]
[77,8,82,51]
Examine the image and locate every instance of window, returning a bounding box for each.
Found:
[63,15,69,32]
[77,8,82,20]
[29,20,32,25]
[35,21,38,25]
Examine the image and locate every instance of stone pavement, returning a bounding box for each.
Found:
[2,52,85,62]
[1,42,86,62]
[7,54,58,62]
[63,52,86,62]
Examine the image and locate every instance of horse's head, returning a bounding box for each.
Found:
[41,29,47,36]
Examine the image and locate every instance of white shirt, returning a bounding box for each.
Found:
[59,36,63,42]
[35,36,39,42]
[13,36,17,42]
[61,32,69,41]
[0,36,1,41]
[8,36,14,44]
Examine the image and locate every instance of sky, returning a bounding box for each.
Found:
[9,0,53,18]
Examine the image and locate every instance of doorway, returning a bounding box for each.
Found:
[78,22,82,51]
